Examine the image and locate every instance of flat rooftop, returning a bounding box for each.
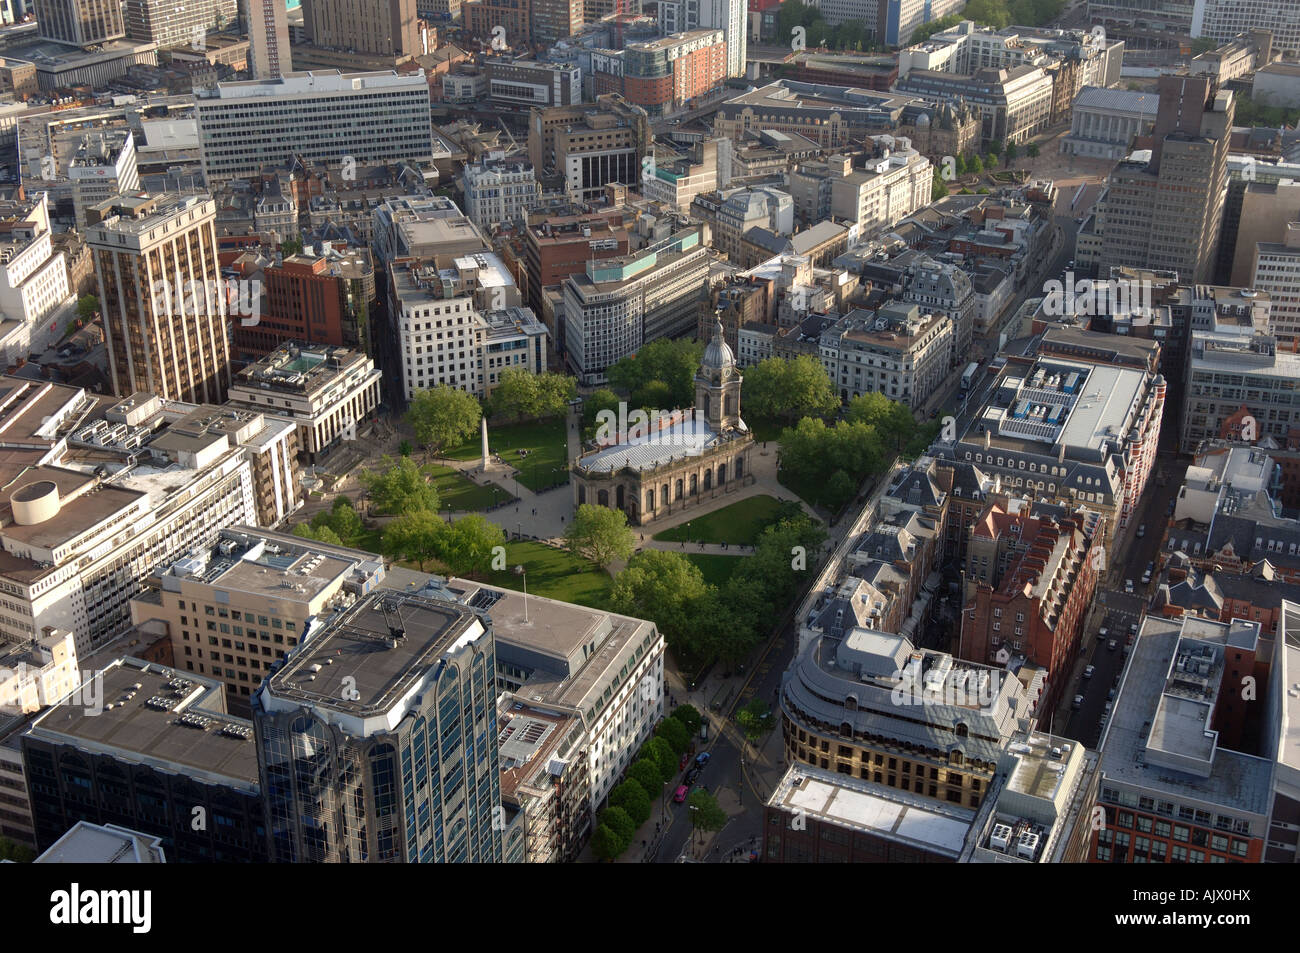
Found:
[263,589,482,717]
[24,659,259,792]
[768,762,975,857]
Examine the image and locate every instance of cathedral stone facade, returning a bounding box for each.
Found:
[571,321,755,526]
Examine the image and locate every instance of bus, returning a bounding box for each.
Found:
[960,362,979,395]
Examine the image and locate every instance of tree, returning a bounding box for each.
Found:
[591,822,628,861]
[628,759,664,794]
[686,789,727,834]
[987,140,1003,158]
[381,510,445,571]
[360,456,440,515]
[292,523,343,546]
[970,154,984,174]
[432,513,504,578]
[609,779,652,826]
[609,549,708,649]
[280,236,304,257]
[564,504,635,569]
[654,716,691,755]
[741,355,839,425]
[0,836,34,863]
[641,735,678,782]
[1026,143,1040,159]
[932,171,949,202]
[846,392,915,448]
[311,496,363,544]
[631,379,675,413]
[488,370,576,422]
[408,385,482,456]
[671,703,703,734]
[736,697,775,742]
[583,388,622,431]
[1004,142,1018,167]
[606,338,703,408]
[75,294,99,321]
[985,153,998,170]
[602,806,636,843]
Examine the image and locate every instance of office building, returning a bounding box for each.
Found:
[642,139,718,211]
[125,0,237,49]
[196,70,433,184]
[130,527,385,712]
[828,140,931,237]
[87,193,231,405]
[67,130,140,229]
[462,0,529,48]
[371,194,489,267]
[390,252,548,401]
[303,0,420,56]
[941,338,1166,539]
[1251,224,1300,345]
[253,588,504,862]
[33,0,124,45]
[1183,322,1300,453]
[780,626,1037,810]
[764,761,977,862]
[461,152,540,232]
[656,0,745,78]
[602,30,726,118]
[713,186,793,265]
[716,81,924,150]
[959,501,1102,714]
[229,244,377,357]
[1090,614,1269,862]
[528,96,651,202]
[227,343,382,463]
[1095,75,1233,285]
[0,194,74,370]
[532,0,583,46]
[900,256,975,371]
[562,225,709,384]
[248,0,291,79]
[894,65,1053,147]
[22,657,267,861]
[820,304,953,409]
[0,630,79,717]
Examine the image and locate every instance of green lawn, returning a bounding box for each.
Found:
[477,540,613,608]
[653,495,794,546]
[777,469,826,511]
[424,464,512,511]
[685,553,745,587]
[443,417,570,492]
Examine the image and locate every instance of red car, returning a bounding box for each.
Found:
[678,753,690,771]
[673,784,690,803]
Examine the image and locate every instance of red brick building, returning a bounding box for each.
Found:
[616,30,726,118]
[959,502,1100,714]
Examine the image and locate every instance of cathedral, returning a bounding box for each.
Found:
[571,320,755,526]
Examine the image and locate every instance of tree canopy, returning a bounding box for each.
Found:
[606,338,703,409]
[564,504,635,569]
[408,385,482,455]
[487,369,576,422]
[360,456,441,516]
[741,355,840,426]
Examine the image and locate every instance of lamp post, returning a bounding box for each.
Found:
[513,564,529,623]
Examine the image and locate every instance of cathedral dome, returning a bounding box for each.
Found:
[701,319,735,372]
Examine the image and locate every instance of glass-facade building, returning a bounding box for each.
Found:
[253,590,504,862]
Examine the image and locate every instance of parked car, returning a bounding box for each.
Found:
[1108,688,1117,701]
[678,753,690,771]
[1124,579,1134,594]
[684,766,702,785]
[673,784,690,803]
[1072,694,1084,710]
[1137,524,1146,538]
[1104,700,1113,714]
[1098,626,1109,641]
[695,751,711,767]
[1084,665,1095,679]
[1108,639,1118,652]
